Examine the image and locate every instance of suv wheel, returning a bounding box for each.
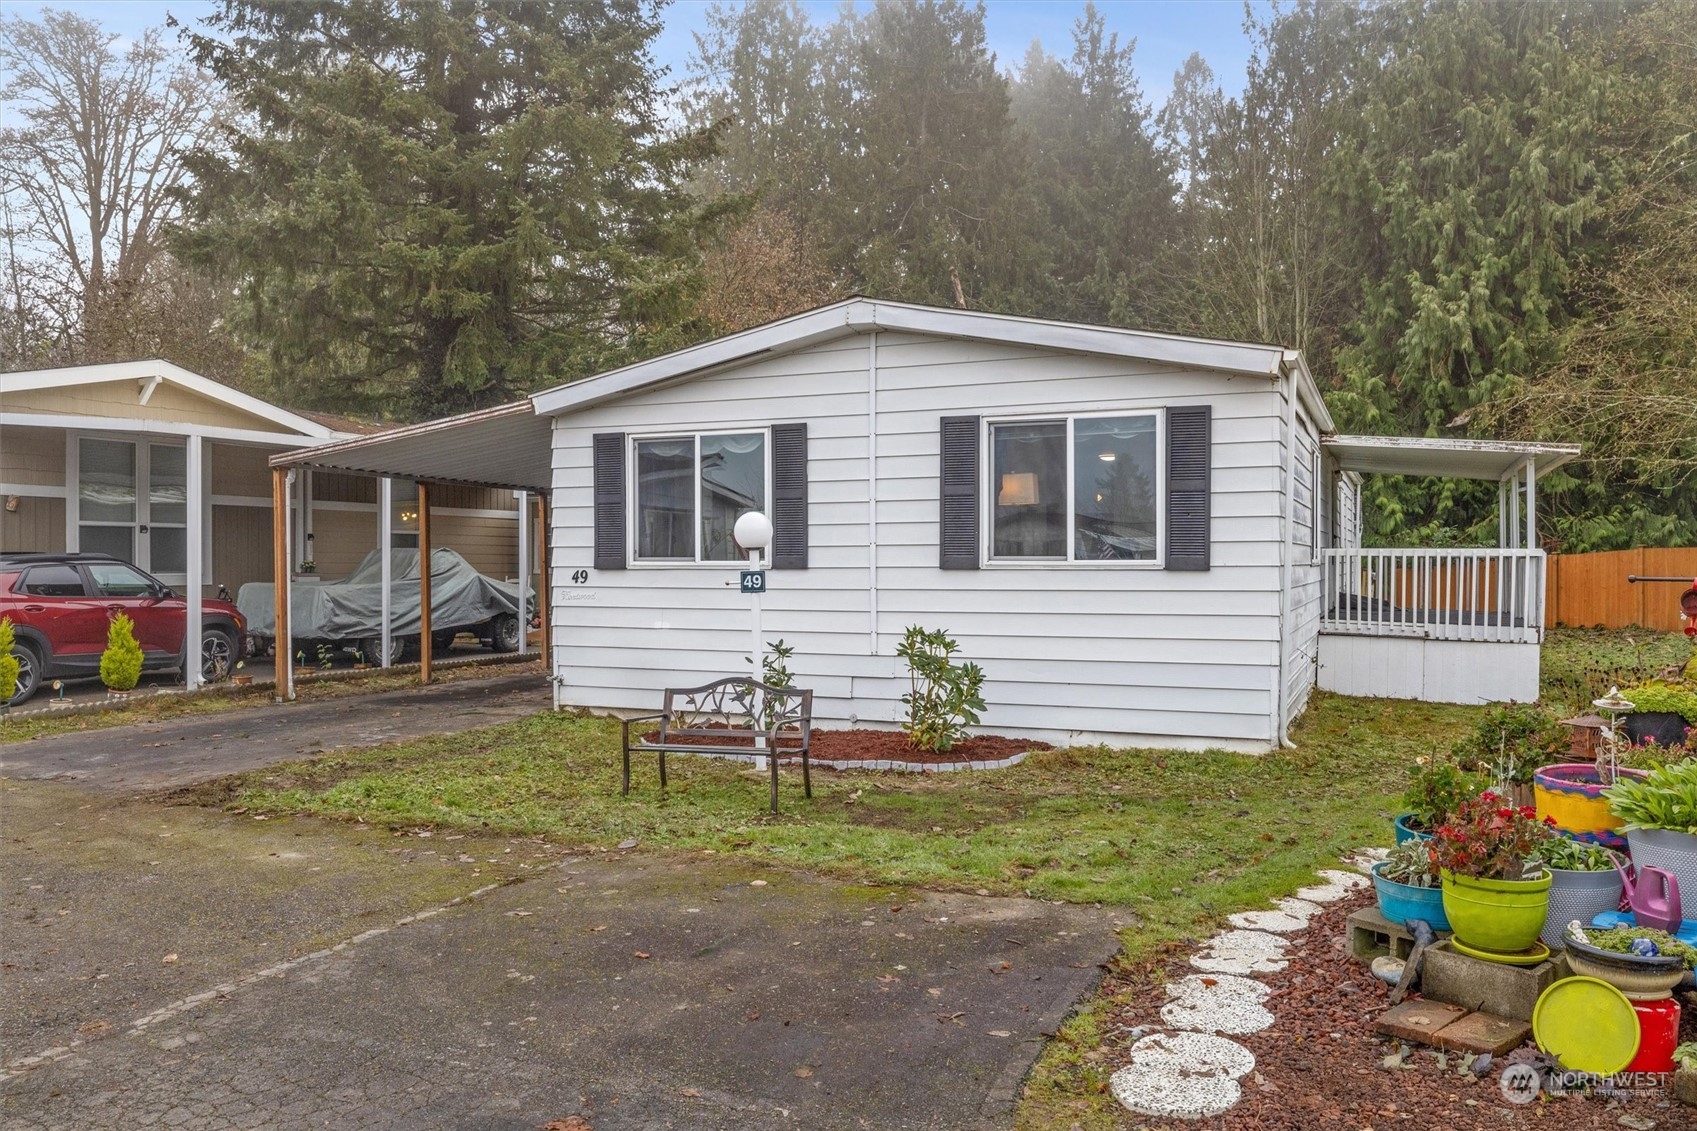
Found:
[198,628,235,683]
[7,641,42,707]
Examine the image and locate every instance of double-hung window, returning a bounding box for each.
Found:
[988,412,1163,563]
[632,431,769,562]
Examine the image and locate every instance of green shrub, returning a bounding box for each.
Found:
[1605,758,1697,835]
[1619,681,1697,724]
[99,613,144,692]
[896,625,985,753]
[1454,702,1567,784]
[1401,752,1488,831]
[1531,836,1617,872]
[0,616,18,702]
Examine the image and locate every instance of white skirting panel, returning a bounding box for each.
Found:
[1317,634,1540,705]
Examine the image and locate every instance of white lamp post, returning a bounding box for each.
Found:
[734,510,773,771]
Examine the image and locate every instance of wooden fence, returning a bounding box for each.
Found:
[1545,547,1697,632]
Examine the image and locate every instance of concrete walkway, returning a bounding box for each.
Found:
[0,671,550,792]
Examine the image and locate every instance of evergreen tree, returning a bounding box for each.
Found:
[1008,4,1177,325]
[1328,0,1615,542]
[176,0,718,419]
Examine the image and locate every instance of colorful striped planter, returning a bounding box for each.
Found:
[1534,764,1650,849]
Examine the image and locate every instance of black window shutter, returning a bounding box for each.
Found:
[1165,405,1212,571]
[939,415,980,570]
[592,432,626,570]
[771,422,808,569]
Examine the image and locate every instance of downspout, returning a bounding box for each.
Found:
[1277,367,1299,749]
[867,329,880,654]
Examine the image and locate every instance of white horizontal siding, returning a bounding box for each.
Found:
[549,331,1286,750]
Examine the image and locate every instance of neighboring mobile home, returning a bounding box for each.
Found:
[267,299,1575,750]
[0,360,529,679]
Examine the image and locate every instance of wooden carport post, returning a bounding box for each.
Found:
[271,466,293,702]
[418,482,432,685]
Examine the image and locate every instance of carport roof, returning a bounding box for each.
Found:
[1323,435,1580,480]
[269,400,551,492]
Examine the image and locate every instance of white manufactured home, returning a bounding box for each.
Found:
[266,300,1575,750]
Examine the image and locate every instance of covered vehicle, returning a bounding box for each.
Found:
[238,548,527,665]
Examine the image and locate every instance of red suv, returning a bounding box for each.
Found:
[0,553,246,706]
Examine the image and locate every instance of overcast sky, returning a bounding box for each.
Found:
[45,0,1257,107]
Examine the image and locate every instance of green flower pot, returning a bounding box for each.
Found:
[1440,869,1552,954]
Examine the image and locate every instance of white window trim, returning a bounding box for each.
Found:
[626,427,773,567]
[981,409,1166,569]
[65,430,202,585]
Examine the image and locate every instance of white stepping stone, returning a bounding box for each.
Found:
[1271,896,1322,920]
[1189,929,1289,975]
[1111,1065,1242,1121]
[1165,972,1271,1003]
[1344,847,1390,874]
[1295,868,1369,903]
[1226,907,1311,933]
[1123,1030,1256,1079]
[1161,973,1274,1035]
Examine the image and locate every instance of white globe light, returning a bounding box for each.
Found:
[734,510,773,551]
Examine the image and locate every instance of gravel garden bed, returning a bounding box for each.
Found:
[1099,889,1697,1129]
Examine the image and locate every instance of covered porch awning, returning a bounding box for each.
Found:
[1321,435,1580,481]
[1323,435,1580,551]
[265,400,554,700]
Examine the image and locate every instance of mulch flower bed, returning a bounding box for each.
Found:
[640,726,1050,766]
[1096,888,1697,1130]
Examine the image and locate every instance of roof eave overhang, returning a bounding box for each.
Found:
[530,298,1291,417]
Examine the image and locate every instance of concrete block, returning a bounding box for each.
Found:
[1347,906,1441,962]
[1420,941,1561,1023]
[1430,1011,1530,1057]
[1674,1068,1697,1107]
[1373,1000,1469,1044]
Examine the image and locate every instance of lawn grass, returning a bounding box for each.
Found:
[191,689,1477,962]
[1540,626,1694,713]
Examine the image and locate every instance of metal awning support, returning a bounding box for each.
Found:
[515,491,529,656]
[418,482,433,685]
[185,436,205,689]
[379,477,393,667]
[272,467,295,702]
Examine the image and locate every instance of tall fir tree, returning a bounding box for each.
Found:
[1007,3,1176,326]
[176,0,719,419]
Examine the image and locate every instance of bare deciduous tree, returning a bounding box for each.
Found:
[0,8,222,355]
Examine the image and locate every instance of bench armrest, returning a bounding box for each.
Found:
[621,712,667,749]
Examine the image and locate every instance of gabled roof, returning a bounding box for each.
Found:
[531,297,1297,416]
[0,359,338,439]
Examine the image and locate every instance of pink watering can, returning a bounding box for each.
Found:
[1614,857,1684,933]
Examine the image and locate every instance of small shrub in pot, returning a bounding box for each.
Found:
[1400,753,1488,836]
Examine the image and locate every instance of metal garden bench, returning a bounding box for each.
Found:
[620,677,813,812]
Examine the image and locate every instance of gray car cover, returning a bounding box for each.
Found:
[238,548,526,642]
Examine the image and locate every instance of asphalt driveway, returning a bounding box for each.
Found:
[0,670,549,792]
[0,686,1120,1130]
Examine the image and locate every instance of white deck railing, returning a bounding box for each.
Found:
[1320,548,1546,644]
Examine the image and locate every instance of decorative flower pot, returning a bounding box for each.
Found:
[1626,827,1697,908]
[1534,764,1650,849]
[1393,813,1434,844]
[1622,711,1691,750]
[1563,927,1687,1000]
[1440,869,1552,954]
[1541,867,1625,950]
[1372,862,1450,932]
